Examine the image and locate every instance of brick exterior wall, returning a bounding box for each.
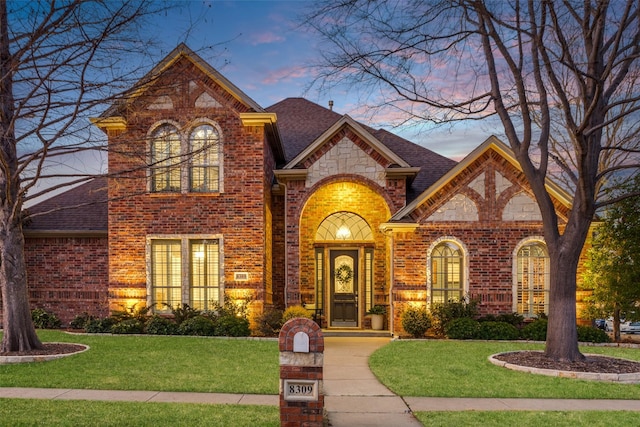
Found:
[279,129,407,328]
[105,56,272,322]
[24,235,109,326]
[390,148,577,336]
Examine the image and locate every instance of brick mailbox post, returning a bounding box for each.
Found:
[278,317,324,426]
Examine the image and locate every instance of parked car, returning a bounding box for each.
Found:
[594,319,606,330]
[604,318,640,334]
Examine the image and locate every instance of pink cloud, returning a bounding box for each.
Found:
[250,31,285,45]
[262,66,309,85]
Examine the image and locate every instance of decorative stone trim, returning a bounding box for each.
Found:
[0,343,89,365]
[489,351,640,384]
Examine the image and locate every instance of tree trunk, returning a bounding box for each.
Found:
[0,0,41,353]
[544,244,584,362]
[0,216,43,353]
[613,308,621,343]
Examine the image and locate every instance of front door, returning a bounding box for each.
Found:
[330,249,358,327]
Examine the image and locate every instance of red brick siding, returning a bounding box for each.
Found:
[24,236,109,325]
[106,57,272,315]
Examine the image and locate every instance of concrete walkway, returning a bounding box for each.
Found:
[2,336,640,426]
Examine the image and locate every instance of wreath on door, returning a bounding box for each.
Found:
[335,264,353,286]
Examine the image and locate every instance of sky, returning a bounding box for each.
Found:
[23,0,498,206]
[150,0,492,161]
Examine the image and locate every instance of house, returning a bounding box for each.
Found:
[21,44,587,335]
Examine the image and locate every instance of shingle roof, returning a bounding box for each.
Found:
[368,128,457,201]
[24,178,108,232]
[27,99,459,232]
[267,98,343,161]
[267,97,457,201]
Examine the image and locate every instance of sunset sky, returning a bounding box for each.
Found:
[151,0,493,161]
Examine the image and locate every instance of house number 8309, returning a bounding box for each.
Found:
[289,384,313,395]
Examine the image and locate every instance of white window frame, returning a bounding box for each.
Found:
[426,236,469,306]
[512,237,549,317]
[147,119,224,194]
[147,234,224,312]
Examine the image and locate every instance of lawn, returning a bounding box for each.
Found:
[3,331,640,426]
[369,340,640,399]
[414,411,640,426]
[0,330,279,394]
[0,398,279,426]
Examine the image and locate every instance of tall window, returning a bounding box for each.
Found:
[150,125,181,192]
[190,240,220,310]
[189,125,220,192]
[515,241,549,317]
[150,238,221,312]
[151,241,182,309]
[430,241,464,304]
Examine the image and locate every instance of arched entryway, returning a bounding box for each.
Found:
[299,181,391,329]
[317,212,372,327]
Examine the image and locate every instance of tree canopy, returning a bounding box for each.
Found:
[306,0,640,361]
[583,174,640,341]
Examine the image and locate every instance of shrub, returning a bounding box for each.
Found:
[84,317,116,333]
[145,315,179,335]
[401,306,432,338]
[31,308,61,329]
[476,321,520,340]
[178,315,216,336]
[444,317,480,340]
[111,318,145,334]
[214,315,251,337]
[168,304,201,325]
[70,312,95,329]
[479,313,524,327]
[282,305,312,323]
[110,303,154,323]
[521,319,548,341]
[577,325,611,343]
[255,308,284,336]
[431,297,479,337]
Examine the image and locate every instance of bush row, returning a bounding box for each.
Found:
[32,303,314,338]
[400,298,610,343]
[70,301,251,337]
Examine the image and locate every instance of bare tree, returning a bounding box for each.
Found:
[0,0,167,353]
[306,0,640,361]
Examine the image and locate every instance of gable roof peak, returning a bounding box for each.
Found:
[96,43,263,120]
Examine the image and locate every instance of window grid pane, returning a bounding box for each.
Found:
[190,240,220,310]
[430,243,463,305]
[315,249,324,310]
[517,243,549,316]
[151,241,182,311]
[189,125,220,192]
[151,125,181,192]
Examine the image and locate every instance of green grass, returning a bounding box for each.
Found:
[0,330,279,394]
[414,411,640,426]
[369,340,640,398]
[0,398,279,426]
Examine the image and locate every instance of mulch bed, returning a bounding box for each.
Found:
[495,351,640,374]
[0,343,85,357]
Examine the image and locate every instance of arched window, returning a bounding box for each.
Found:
[315,212,373,241]
[150,124,180,192]
[429,241,464,304]
[189,125,220,192]
[515,240,549,317]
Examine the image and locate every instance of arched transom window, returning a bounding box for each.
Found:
[515,241,549,317]
[315,212,373,241]
[430,241,464,304]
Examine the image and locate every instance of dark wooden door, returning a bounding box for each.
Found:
[330,249,358,327]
